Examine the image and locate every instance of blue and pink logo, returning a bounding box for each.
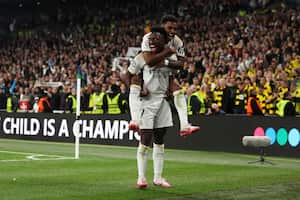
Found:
[253,127,300,147]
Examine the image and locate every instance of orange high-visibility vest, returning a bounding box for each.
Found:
[246,97,262,116]
[38,97,51,112]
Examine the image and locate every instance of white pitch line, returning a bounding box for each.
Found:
[0,159,31,162]
[0,150,74,162]
[0,157,75,162]
[0,150,67,157]
[26,154,74,161]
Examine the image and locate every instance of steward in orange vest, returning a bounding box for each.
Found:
[246,89,263,116]
[38,93,52,113]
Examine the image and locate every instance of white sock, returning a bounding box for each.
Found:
[173,90,189,130]
[153,143,164,182]
[129,85,141,123]
[137,143,149,179]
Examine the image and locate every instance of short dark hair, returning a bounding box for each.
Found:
[235,77,242,82]
[244,76,251,82]
[161,14,177,24]
[150,27,168,42]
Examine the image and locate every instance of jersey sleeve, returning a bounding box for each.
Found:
[141,33,151,52]
[128,54,145,75]
[173,35,185,57]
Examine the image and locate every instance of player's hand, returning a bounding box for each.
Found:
[167,47,176,54]
[164,47,176,56]
[140,87,150,97]
[155,60,165,68]
[131,75,141,85]
[165,90,172,101]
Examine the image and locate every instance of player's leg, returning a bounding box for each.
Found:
[152,99,173,188]
[171,79,188,130]
[136,129,152,188]
[136,97,160,189]
[152,128,172,188]
[129,75,141,131]
[170,77,200,136]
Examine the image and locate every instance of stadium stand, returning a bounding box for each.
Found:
[0,0,299,116]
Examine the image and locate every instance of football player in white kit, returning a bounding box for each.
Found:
[128,15,200,137]
[127,27,184,189]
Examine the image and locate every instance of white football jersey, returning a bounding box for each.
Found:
[128,53,171,96]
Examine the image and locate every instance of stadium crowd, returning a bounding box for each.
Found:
[0,0,299,116]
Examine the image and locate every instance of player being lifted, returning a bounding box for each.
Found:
[127,27,184,188]
[128,15,200,137]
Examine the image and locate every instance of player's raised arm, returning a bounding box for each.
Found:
[142,31,175,67]
[142,48,174,67]
[120,55,143,87]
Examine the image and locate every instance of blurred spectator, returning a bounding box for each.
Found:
[246,89,263,116]
[103,84,125,114]
[209,103,226,115]
[33,97,39,113]
[66,88,77,113]
[89,85,105,114]
[6,93,13,112]
[0,89,6,110]
[187,86,206,115]
[120,83,129,113]
[0,1,298,117]
[290,82,300,114]
[233,80,247,114]
[38,93,52,113]
[276,92,296,117]
[49,87,61,110]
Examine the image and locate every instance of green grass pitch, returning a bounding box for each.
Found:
[0,138,300,200]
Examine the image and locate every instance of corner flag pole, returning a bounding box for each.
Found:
[75,78,81,159]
